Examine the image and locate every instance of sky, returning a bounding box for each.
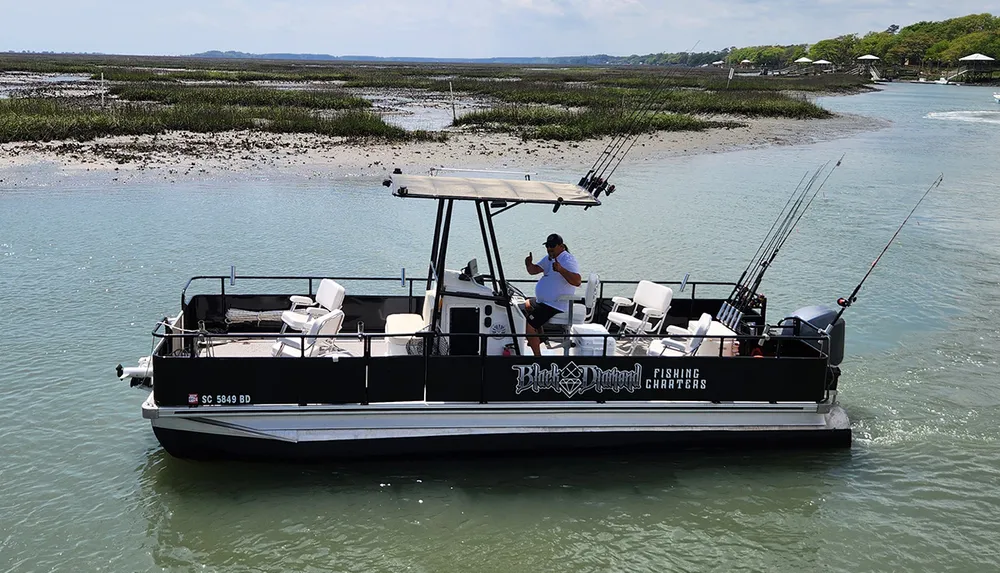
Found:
[0,0,994,58]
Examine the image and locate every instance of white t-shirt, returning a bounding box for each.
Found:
[534,250,580,312]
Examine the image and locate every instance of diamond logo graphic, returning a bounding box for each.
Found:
[558,361,584,397]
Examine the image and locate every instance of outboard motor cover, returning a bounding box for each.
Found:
[778,305,845,366]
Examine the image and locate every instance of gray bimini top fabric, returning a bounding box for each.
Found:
[392,175,600,206]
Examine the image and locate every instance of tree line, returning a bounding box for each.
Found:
[615,13,998,68]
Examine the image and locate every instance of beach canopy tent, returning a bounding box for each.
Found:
[794,57,813,64]
[813,59,832,65]
[857,54,880,61]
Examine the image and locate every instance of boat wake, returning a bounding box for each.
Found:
[925,110,1000,125]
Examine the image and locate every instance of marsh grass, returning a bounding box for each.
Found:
[0,54,851,142]
[454,105,743,140]
[656,90,832,119]
[110,85,370,109]
[95,69,351,82]
[0,99,442,143]
[342,74,831,117]
[596,71,871,93]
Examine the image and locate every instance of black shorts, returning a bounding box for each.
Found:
[523,298,561,329]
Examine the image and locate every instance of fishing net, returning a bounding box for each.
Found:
[225,308,286,326]
[406,326,450,356]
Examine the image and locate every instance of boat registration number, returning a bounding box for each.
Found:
[197,394,253,405]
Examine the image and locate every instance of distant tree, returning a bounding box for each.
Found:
[886,31,936,65]
[857,31,896,58]
[941,31,1000,61]
[925,40,952,64]
[809,35,859,64]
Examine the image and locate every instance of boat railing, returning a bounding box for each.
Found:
[179,274,752,310]
[151,322,828,360]
[148,317,833,406]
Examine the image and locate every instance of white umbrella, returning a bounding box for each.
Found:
[959,53,995,61]
[813,59,832,65]
[857,54,880,61]
[794,57,813,64]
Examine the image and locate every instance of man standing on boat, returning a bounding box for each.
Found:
[523,233,582,356]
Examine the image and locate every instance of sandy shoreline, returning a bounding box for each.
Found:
[0,112,887,182]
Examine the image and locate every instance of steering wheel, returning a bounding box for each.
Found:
[504,281,526,301]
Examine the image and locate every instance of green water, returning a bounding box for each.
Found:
[1,83,999,571]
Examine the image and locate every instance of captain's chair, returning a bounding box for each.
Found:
[548,272,601,327]
[605,281,673,343]
[282,279,346,333]
[272,309,345,358]
[648,312,712,357]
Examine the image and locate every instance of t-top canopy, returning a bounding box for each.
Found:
[391,174,600,206]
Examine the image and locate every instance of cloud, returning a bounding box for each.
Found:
[0,0,992,57]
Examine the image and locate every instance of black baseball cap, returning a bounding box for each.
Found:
[543,233,564,248]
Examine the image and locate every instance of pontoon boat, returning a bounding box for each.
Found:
[117,171,851,460]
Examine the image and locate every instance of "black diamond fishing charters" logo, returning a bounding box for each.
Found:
[512,361,643,398]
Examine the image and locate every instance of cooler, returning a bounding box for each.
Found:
[570,324,616,356]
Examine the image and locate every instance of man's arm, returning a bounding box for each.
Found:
[552,258,582,287]
[525,252,543,275]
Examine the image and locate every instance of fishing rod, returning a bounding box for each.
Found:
[742,154,844,297]
[773,154,843,253]
[731,168,821,310]
[726,156,846,316]
[591,42,702,178]
[734,158,844,311]
[581,58,711,195]
[583,77,667,179]
[719,169,821,327]
[724,170,811,305]
[829,174,943,327]
[580,83,668,194]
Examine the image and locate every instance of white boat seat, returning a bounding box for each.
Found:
[548,272,601,327]
[385,313,426,345]
[605,281,673,345]
[548,302,587,325]
[272,309,345,358]
[648,313,712,357]
[384,297,432,355]
[282,279,346,332]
